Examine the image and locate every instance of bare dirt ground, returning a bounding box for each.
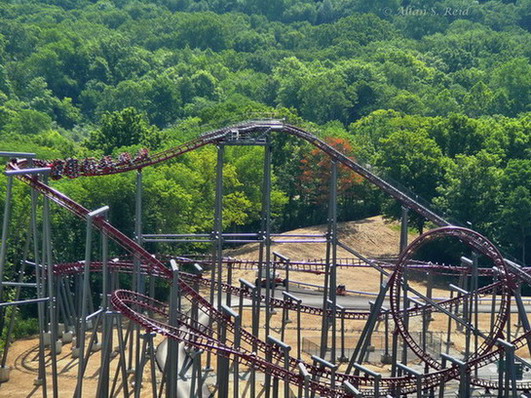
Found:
[228,215,419,293]
[0,326,165,398]
[228,215,410,260]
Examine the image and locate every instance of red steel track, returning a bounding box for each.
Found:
[390,227,511,371]
[52,259,505,321]
[7,120,531,396]
[174,255,529,276]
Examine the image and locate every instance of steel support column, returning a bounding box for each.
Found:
[166,259,180,398]
[75,206,108,398]
[43,174,59,398]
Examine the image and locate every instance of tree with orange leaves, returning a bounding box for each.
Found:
[296,137,364,220]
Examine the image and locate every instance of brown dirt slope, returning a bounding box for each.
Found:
[227,215,418,292]
[227,215,415,261]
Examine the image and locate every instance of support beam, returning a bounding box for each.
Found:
[75,206,109,398]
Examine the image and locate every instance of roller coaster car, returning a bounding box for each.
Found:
[255,270,286,288]
[117,152,132,166]
[50,159,65,179]
[82,157,97,174]
[65,158,80,178]
[336,285,346,296]
[134,148,150,162]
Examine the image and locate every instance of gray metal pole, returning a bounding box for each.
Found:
[298,363,310,398]
[441,353,468,398]
[438,356,446,398]
[102,216,109,310]
[166,259,180,398]
[460,258,473,367]
[397,363,422,398]
[109,312,130,398]
[0,297,49,307]
[215,145,224,310]
[311,355,337,391]
[265,339,273,398]
[498,349,505,398]
[134,332,149,398]
[285,257,290,293]
[134,170,143,292]
[131,170,143,378]
[267,336,291,398]
[41,174,59,398]
[399,206,409,254]
[96,310,113,398]
[498,339,518,398]
[192,263,203,324]
[329,162,338,364]
[283,291,302,360]
[343,380,362,397]
[351,362,381,397]
[263,139,272,339]
[218,304,229,398]
[337,304,348,362]
[0,175,13,308]
[319,162,335,360]
[513,287,531,357]
[0,175,14,376]
[31,173,48,394]
[206,145,224,373]
[222,304,241,398]
[147,332,158,398]
[347,282,389,373]
[189,349,203,398]
[240,278,257,397]
[402,286,409,366]
[0,228,32,370]
[75,206,108,398]
[97,211,111,398]
[391,328,400,396]
[226,259,232,306]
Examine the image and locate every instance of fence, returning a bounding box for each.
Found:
[302,331,446,364]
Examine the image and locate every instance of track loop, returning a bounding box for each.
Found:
[389,226,511,372]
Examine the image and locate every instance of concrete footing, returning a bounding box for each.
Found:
[53,340,62,355]
[43,332,51,346]
[72,347,80,358]
[0,366,10,383]
[62,330,74,343]
[381,353,393,364]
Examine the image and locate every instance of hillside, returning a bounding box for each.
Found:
[227,215,415,260]
[227,215,418,293]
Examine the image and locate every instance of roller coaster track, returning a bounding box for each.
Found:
[52,259,504,321]
[174,255,531,276]
[110,285,531,396]
[6,120,531,396]
[390,227,511,372]
[27,119,524,272]
[33,120,447,225]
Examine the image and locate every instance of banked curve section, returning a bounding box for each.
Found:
[22,120,449,227]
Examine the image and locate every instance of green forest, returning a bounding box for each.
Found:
[0,0,529,274]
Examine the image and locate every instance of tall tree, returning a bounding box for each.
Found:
[375,129,446,232]
[435,151,503,235]
[88,107,160,154]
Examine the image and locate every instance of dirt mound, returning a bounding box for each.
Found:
[226,215,418,293]
[226,215,415,261]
